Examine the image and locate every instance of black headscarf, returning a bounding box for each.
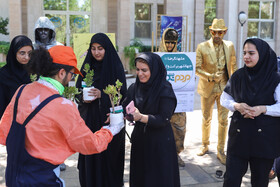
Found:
[133,52,176,113]
[76,33,127,123]
[0,35,33,93]
[224,38,280,106]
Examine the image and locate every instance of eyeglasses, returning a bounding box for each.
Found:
[165,41,176,45]
[69,72,76,79]
[210,30,225,36]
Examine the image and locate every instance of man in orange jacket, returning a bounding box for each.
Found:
[0,45,124,186]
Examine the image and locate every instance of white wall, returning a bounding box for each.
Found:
[183,0,195,51]
[224,0,238,48]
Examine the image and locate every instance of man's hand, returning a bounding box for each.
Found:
[213,71,223,82]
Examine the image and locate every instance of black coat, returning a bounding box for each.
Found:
[0,35,32,118]
[123,82,180,187]
[225,38,280,159]
[76,33,127,187]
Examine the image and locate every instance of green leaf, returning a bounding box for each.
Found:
[63,86,81,101]
[83,63,94,87]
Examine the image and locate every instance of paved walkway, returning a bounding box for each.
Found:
[0,78,278,186]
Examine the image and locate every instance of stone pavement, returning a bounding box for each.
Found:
[0,77,279,186]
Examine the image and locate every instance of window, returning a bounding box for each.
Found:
[204,0,216,39]
[135,4,152,39]
[43,0,91,46]
[134,3,164,40]
[248,0,275,39]
[157,4,165,39]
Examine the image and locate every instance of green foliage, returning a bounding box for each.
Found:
[44,0,67,10]
[63,86,81,101]
[0,41,9,55]
[124,38,144,70]
[83,63,94,87]
[204,0,216,39]
[0,17,9,35]
[103,79,123,113]
[0,62,6,68]
[30,74,38,82]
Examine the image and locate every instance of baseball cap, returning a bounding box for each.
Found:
[48,45,83,76]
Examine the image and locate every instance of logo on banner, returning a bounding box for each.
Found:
[161,54,193,90]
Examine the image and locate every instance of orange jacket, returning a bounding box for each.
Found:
[0,81,113,165]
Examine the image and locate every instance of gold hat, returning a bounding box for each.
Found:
[209,18,228,31]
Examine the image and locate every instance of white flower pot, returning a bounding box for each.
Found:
[110,112,124,125]
[83,86,95,101]
[109,106,124,125]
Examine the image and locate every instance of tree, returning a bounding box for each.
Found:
[0,17,9,35]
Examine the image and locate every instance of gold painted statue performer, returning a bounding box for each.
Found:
[195,19,237,165]
[159,28,187,167]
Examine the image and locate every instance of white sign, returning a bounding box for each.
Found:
[156,52,196,112]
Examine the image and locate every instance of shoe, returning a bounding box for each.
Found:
[217,150,226,165]
[60,163,66,171]
[269,170,276,179]
[178,155,185,167]
[197,145,208,156]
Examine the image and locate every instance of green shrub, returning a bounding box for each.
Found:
[0,42,10,55]
[124,38,145,70]
[0,62,6,68]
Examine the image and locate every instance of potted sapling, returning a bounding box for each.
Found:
[103,79,124,125]
[82,63,95,101]
[63,86,81,102]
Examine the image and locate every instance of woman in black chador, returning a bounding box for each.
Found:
[0,35,33,118]
[76,33,127,187]
[123,52,180,187]
[221,38,280,186]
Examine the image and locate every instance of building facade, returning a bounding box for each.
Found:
[1,0,280,69]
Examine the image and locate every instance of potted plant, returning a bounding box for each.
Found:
[82,63,95,101]
[124,38,144,72]
[103,79,124,125]
[30,74,37,82]
[63,86,81,102]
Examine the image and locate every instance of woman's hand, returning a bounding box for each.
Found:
[90,88,101,99]
[234,103,254,119]
[132,108,148,123]
[234,103,266,119]
[234,103,251,116]
[247,106,267,118]
[83,88,101,103]
[132,108,142,121]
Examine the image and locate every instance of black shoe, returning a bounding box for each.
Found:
[60,163,66,171]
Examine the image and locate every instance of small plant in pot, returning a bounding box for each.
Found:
[63,86,81,102]
[103,79,124,125]
[82,63,95,101]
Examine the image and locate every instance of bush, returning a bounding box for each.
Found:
[0,62,6,68]
[0,41,10,55]
[124,39,144,70]
[0,17,9,35]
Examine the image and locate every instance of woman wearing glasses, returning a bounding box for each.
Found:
[0,35,33,119]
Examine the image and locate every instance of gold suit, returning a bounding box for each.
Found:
[196,38,237,152]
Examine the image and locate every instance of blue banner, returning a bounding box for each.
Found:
[160,16,183,51]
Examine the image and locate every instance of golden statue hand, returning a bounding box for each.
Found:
[213,71,224,82]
